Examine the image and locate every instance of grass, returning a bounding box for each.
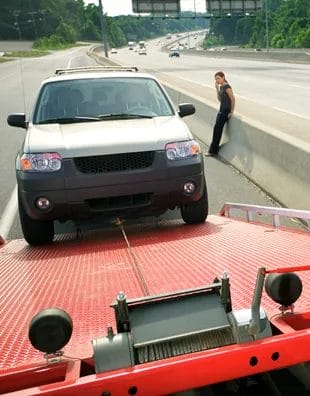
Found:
[0,42,89,60]
[0,57,14,63]
[4,49,50,57]
[33,42,88,51]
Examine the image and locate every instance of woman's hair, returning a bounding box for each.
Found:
[215,71,227,82]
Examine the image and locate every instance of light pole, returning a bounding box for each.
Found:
[265,0,269,52]
[28,12,39,40]
[98,0,109,57]
[13,11,22,40]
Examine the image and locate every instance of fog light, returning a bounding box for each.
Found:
[35,197,51,210]
[183,182,196,195]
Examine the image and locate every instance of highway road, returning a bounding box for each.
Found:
[108,37,310,143]
[0,44,306,241]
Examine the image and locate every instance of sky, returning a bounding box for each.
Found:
[84,1,206,17]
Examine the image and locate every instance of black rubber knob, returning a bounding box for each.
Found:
[29,308,73,353]
[265,273,302,306]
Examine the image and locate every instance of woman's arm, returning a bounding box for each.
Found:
[226,87,235,117]
[215,83,221,102]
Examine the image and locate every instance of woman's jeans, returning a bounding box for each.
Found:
[209,109,230,154]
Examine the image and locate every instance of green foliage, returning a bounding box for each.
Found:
[211,16,240,45]
[1,0,308,49]
[55,21,77,44]
[209,0,310,48]
[248,16,266,48]
[0,0,208,51]
[203,35,224,48]
[271,33,285,48]
[0,57,14,63]
[234,17,256,45]
[4,50,49,57]
[295,27,310,47]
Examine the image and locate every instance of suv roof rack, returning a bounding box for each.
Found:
[54,66,139,75]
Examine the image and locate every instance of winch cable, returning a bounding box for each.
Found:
[115,218,150,296]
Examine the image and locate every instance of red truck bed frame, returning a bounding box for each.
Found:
[0,203,309,395]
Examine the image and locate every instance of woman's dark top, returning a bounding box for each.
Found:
[219,83,232,112]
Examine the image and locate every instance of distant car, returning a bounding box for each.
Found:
[138,48,147,55]
[169,50,180,58]
[110,48,117,54]
[7,65,208,245]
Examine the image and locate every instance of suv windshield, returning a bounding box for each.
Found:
[33,77,175,124]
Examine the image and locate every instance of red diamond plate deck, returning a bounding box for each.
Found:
[0,215,309,372]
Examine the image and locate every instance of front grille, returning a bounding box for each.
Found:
[87,193,152,211]
[74,151,155,174]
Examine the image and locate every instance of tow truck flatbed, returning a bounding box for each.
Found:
[0,204,309,395]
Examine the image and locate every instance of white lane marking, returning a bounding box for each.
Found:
[0,185,18,239]
[285,83,310,90]
[66,47,87,68]
[172,77,310,119]
[272,107,310,120]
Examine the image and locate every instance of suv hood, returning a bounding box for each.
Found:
[25,116,193,157]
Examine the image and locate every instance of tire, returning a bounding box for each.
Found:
[181,183,209,224]
[18,193,54,246]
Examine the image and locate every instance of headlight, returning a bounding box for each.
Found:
[20,153,62,172]
[165,140,201,160]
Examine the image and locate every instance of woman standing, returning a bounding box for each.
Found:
[207,71,235,156]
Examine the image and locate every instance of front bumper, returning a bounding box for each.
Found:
[17,151,205,221]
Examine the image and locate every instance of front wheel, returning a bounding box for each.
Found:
[18,193,54,246]
[180,183,209,224]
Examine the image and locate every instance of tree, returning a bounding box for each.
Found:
[295,27,310,48]
[234,17,255,45]
[55,20,77,44]
[1,0,309,49]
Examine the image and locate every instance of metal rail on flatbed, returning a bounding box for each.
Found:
[220,202,310,231]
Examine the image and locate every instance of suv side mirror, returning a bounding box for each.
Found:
[178,103,195,118]
[7,113,27,129]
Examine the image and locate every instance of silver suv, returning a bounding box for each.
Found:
[8,66,208,245]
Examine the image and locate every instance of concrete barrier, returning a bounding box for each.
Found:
[179,48,310,65]
[165,84,310,211]
[90,47,310,211]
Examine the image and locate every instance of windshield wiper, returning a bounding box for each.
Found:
[38,113,154,124]
[98,113,154,120]
[38,116,100,124]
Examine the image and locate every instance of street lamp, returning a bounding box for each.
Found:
[98,0,109,57]
[28,12,39,40]
[13,11,22,40]
[265,0,269,52]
